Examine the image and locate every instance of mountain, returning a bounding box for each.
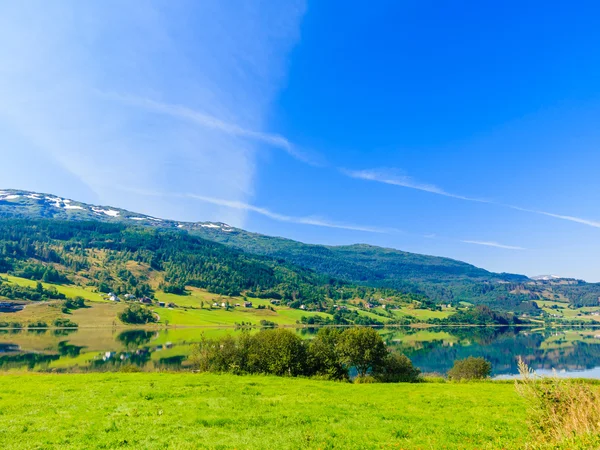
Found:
[532,275,564,281]
[2,189,595,309]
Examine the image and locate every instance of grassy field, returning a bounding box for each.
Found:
[533,300,600,322]
[1,274,105,302]
[0,373,528,449]
[1,274,332,328]
[393,306,455,321]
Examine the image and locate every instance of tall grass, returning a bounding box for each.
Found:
[515,358,600,448]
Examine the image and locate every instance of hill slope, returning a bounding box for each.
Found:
[2,189,595,309]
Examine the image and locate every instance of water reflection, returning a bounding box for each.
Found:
[1,326,600,377]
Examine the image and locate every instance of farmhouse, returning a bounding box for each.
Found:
[244,301,253,308]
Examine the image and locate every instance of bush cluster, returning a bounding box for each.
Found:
[447,356,492,381]
[190,327,420,382]
[118,304,157,324]
[53,318,78,328]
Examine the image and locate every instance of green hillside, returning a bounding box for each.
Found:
[1,189,597,311]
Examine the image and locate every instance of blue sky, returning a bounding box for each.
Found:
[1,1,600,280]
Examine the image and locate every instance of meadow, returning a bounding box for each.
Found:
[0,373,528,449]
[1,274,332,328]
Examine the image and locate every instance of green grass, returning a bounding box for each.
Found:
[1,274,105,302]
[1,274,332,328]
[156,305,330,326]
[393,306,455,321]
[0,373,528,449]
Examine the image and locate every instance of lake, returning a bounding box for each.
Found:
[2,326,600,377]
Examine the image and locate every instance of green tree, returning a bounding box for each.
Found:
[374,352,420,383]
[447,357,492,381]
[307,328,347,380]
[247,329,306,376]
[118,304,157,324]
[338,327,387,377]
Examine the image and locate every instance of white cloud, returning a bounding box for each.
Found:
[506,205,600,229]
[341,168,487,202]
[107,94,320,165]
[461,240,526,250]
[344,167,600,231]
[186,194,397,233]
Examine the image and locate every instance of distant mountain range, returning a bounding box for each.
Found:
[1,189,598,308]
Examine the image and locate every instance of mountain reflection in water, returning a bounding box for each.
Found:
[1,326,600,377]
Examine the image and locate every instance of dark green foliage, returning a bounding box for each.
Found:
[162,284,187,295]
[374,352,421,383]
[12,263,70,283]
[27,321,48,329]
[306,328,347,380]
[337,327,388,377]
[118,304,157,324]
[117,330,155,348]
[0,279,66,301]
[63,296,86,311]
[447,357,492,381]
[436,305,520,325]
[52,318,78,328]
[300,309,385,326]
[190,328,418,382]
[246,329,307,376]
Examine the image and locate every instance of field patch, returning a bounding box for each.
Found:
[0,373,528,449]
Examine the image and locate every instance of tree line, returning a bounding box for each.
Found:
[189,327,420,382]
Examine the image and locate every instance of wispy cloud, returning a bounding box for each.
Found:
[186,194,397,233]
[506,205,600,229]
[340,168,487,202]
[109,94,321,165]
[343,167,600,231]
[461,240,526,250]
[0,1,306,227]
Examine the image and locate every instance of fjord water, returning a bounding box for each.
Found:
[2,326,600,377]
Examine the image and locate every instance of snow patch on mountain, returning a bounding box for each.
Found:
[0,194,20,200]
[92,207,120,217]
[532,275,563,281]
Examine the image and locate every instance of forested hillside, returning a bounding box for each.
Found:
[1,189,598,310]
[0,219,416,309]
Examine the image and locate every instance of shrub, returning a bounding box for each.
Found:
[516,358,600,446]
[64,296,86,310]
[447,357,491,381]
[27,321,48,328]
[189,328,418,383]
[53,318,78,328]
[374,352,421,383]
[118,304,157,324]
[354,375,377,384]
[246,329,306,376]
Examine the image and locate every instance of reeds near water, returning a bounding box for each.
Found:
[516,358,600,448]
